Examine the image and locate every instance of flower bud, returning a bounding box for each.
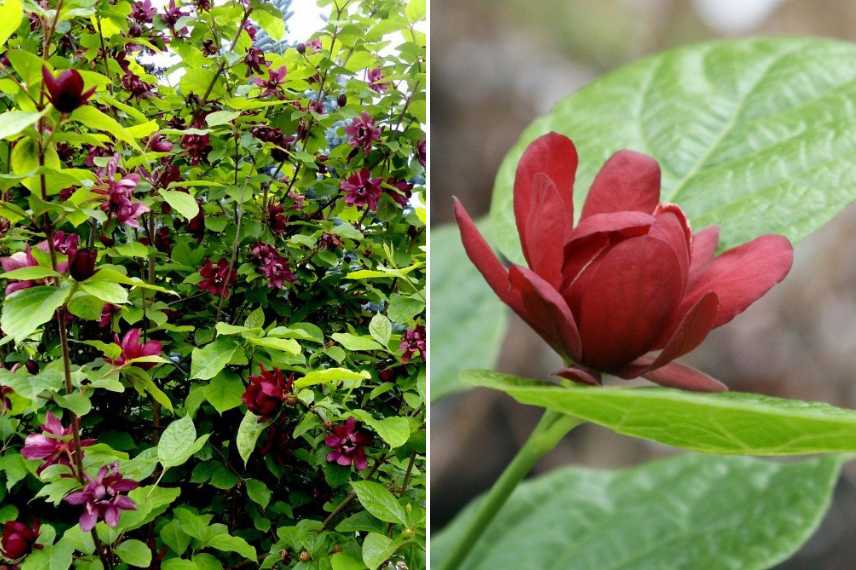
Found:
[1,521,40,560]
[42,67,96,114]
[337,93,347,107]
[25,360,38,375]
[69,248,98,281]
[296,43,306,54]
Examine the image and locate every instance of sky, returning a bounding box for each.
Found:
[288,0,326,42]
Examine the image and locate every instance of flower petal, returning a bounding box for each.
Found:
[680,234,793,328]
[571,236,682,371]
[508,265,582,362]
[513,132,577,287]
[581,149,660,219]
[642,362,727,392]
[553,366,601,386]
[688,226,719,286]
[648,205,691,295]
[453,198,524,313]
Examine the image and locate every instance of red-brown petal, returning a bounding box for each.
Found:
[453,198,524,314]
[513,132,577,287]
[648,206,691,296]
[581,149,661,220]
[572,236,682,371]
[642,362,728,392]
[41,66,59,99]
[680,234,793,328]
[688,225,720,286]
[508,265,582,361]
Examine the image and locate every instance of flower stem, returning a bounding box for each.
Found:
[439,410,582,570]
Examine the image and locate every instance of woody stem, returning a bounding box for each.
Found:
[438,410,583,570]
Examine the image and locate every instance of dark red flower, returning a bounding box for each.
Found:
[21,412,95,473]
[399,325,425,363]
[1,521,40,560]
[454,132,794,392]
[202,38,218,56]
[130,0,156,23]
[107,328,162,368]
[341,169,382,211]
[69,248,97,281]
[250,243,295,289]
[122,72,154,98]
[187,205,205,237]
[386,179,413,207]
[267,202,288,234]
[242,365,295,418]
[181,130,212,165]
[64,463,138,531]
[93,154,148,228]
[42,67,95,114]
[199,258,235,298]
[253,66,286,98]
[160,0,185,26]
[0,386,12,413]
[325,417,371,470]
[319,233,342,250]
[416,138,426,167]
[367,67,387,93]
[244,47,268,75]
[345,112,380,154]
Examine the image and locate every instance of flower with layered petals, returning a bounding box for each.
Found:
[242,365,295,418]
[386,179,413,207]
[253,66,286,98]
[1,521,40,561]
[454,132,794,392]
[0,249,38,295]
[345,112,380,154]
[64,463,138,531]
[325,417,371,470]
[107,328,162,368]
[341,169,382,211]
[42,67,95,114]
[130,0,156,23]
[244,47,268,75]
[266,201,288,234]
[1,232,80,294]
[93,155,148,228]
[21,412,95,473]
[367,67,387,93]
[399,325,426,363]
[199,258,235,298]
[250,243,295,289]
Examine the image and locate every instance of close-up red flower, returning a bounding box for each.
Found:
[41,67,95,114]
[454,132,794,391]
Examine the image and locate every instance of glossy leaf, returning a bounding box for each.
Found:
[0,110,43,140]
[490,38,856,263]
[468,369,856,455]
[158,416,197,469]
[430,224,507,400]
[352,480,407,525]
[432,454,843,570]
[236,411,270,466]
[115,539,152,568]
[1,284,71,342]
[159,190,200,221]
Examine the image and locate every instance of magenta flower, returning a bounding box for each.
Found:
[0,248,38,295]
[199,258,235,298]
[341,169,383,211]
[386,179,413,207]
[64,463,138,531]
[250,243,295,289]
[416,138,426,167]
[21,412,95,473]
[367,67,387,93]
[147,133,173,153]
[325,417,371,470]
[107,328,162,368]
[454,132,794,391]
[1,232,80,294]
[305,38,322,52]
[98,304,117,328]
[1,521,40,561]
[242,365,294,418]
[42,67,95,114]
[253,66,287,98]
[345,113,381,154]
[130,0,156,23]
[93,155,148,228]
[244,47,268,75]
[181,128,212,165]
[399,325,426,363]
[267,202,288,234]
[160,0,185,27]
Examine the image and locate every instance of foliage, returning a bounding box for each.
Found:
[0,0,426,568]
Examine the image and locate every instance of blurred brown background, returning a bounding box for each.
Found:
[430,0,856,567]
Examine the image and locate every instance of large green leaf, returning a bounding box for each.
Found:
[468,370,856,455]
[430,224,507,400]
[431,454,843,570]
[490,38,856,263]
[1,284,71,342]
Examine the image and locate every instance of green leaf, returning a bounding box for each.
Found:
[160,520,191,556]
[205,110,241,127]
[158,416,196,469]
[115,539,152,568]
[0,110,43,140]
[246,479,272,509]
[293,368,370,389]
[364,416,410,449]
[432,454,843,570]
[70,106,137,146]
[191,338,239,380]
[362,533,394,570]
[369,314,392,347]
[331,333,384,352]
[469,369,856,455]
[0,0,22,48]
[162,560,197,570]
[205,371,244,414]
[251,9,284,40]
[159,190,200,221]
[0,266,60,280]
[80,280,128,304]
[331,553,366,570]
[247,336,301,355]
[405,0,425,22]
[431,224,507,400]
[351,481,407,525]
[1,284,71,342]
[236,411,270,466]
[205,534,256,562]
[490,37,856,263]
